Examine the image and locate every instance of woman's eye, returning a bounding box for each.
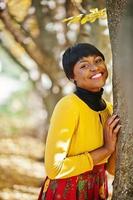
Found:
[95,58,103,64]
[81,65,86,69]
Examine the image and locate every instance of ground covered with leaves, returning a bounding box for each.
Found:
[0,135,45,200]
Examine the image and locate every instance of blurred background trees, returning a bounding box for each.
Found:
[0,0,112,199]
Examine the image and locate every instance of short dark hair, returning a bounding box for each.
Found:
[62,43,105,80]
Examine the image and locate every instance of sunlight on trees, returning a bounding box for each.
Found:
[0,0,113,199]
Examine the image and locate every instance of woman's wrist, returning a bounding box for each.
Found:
[103,144,115,155]
[90,146,111,165]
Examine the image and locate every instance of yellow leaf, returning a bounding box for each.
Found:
[90,8,99,13]
[63,8,107,25]
[63,14,83,25]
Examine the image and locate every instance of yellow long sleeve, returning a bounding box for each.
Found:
[45,96,94,179]
[45,94,112,179]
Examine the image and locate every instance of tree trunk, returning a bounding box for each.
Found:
[106,0,133,199]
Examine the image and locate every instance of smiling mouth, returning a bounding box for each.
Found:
[91,73,103,79]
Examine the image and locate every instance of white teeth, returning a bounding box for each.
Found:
[91,73,102,79]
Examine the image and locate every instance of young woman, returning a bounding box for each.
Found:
[38,43,121,200]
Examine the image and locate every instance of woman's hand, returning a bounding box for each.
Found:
[103,114,121,154]
[90,114,121,166]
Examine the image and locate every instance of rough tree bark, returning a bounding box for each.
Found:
[106,0,133,199]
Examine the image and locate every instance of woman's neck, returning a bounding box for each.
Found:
[74,86,106,111]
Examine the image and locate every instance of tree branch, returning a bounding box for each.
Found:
[0,2,58,83]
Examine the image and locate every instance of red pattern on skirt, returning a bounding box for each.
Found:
[38,164,108,200]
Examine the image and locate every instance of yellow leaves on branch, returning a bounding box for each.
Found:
[63,8,107,25]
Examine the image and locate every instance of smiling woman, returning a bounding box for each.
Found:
[38,43,121,200]
[73,55,108,92]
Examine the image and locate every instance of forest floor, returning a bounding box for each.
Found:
[0,135,45,200]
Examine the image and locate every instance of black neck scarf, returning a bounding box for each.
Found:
[74,86,106,111]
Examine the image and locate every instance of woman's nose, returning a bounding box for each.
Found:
[89,64,98,71]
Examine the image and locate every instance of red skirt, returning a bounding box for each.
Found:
[38,164,108,200]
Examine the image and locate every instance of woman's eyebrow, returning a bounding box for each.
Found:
[78,56,101,64]
[78,59,89,64]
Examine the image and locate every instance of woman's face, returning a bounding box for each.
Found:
[73,55,108,92]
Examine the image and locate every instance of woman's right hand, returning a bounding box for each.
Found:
[103,114,121,154]
[90,114,121,166]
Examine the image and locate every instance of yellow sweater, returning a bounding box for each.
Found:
[45,93,113,179]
